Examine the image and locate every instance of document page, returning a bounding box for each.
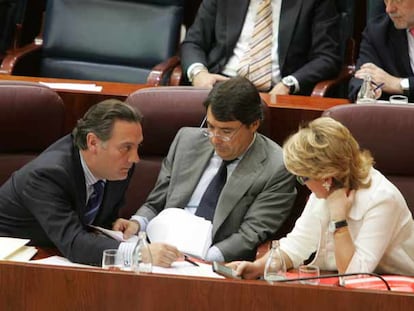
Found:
[0,237,31,259]
[153,261,224,279]
[89,225,138,243]
[147,208,212,259]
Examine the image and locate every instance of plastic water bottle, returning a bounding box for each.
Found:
[132,231,153,273]
[264,240,287,283]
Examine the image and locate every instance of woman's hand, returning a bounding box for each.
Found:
[226,260,263,280]
[326,188,356,221]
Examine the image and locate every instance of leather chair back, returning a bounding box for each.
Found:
[121,86,271,218]
[121,87,206,218]
[323,103,414,214]
[0,81,65,184]
[40,0,183,83]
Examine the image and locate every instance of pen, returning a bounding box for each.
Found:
[184,255,199,267]
[372,82,384,92]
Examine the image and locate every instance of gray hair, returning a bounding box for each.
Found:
[72,99,142,150]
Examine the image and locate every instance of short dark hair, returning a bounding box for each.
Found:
[72,99,142,150]
[203,77,263,125]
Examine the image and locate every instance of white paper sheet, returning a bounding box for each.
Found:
[89,225,138,243]
[147,208,212,259]
[4,246,38,262]
[152,261,224,279]
[39,82,103,92]
[0,237,30,259]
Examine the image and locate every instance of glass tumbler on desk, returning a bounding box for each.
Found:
[356,74,377,104]
[102,249,124,271]
[264,240,287,283]
[298,264,320,285]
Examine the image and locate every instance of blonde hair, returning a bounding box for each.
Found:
[283,117,374,190]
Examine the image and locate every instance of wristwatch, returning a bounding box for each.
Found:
[281,76,296,94]
[189,64,208,82]
[400,78,410,96]
[329,220,348,233]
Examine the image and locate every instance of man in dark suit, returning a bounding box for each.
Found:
[349,1,414,101]
[116,77,297,262]
[0,99,178,266]
[181,0,341,96]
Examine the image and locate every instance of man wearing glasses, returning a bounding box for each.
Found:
[115,77,296,264]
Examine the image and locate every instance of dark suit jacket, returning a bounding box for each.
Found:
[349,14,414,101]
[181,0,341,95]
[136,128,296,261]
[0,135,133,265]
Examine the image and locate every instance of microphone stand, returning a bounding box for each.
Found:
[274,272,391,291]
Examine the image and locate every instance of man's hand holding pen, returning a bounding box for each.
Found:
[355,62,405,95]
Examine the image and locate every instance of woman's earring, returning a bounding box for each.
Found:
[322,181,331,192]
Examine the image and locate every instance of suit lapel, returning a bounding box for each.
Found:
[72,146,88,219]
[167,139,214,208]
[390,29,413,75]
[212,137,267,236]
[278,0,303,69]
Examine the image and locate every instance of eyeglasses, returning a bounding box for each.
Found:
[199,116,242,142]
[384,0,403,4]
[296,176,309,185]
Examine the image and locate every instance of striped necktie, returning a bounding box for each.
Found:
[84,180,105,224]
[238,0,273,91]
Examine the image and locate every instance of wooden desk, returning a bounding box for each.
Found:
[0,75,350,143]
[260,94,350,144]
[0,261,413,311]
[0,75,147,133]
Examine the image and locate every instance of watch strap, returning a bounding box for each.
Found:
[334,220,348,231]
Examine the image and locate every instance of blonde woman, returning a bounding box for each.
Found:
[230,117,414,279]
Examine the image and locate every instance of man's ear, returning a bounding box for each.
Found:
[249,119,261,132]
[86,132,100,153]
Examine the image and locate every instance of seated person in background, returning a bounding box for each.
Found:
[230,117,414,279]
[349,0,414,101]
[0,99,178,266]
[115,77,297,263]
[180,0,341,95]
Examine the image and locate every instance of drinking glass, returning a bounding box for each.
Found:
[298,264,320,285]
[389,95,408,104]
[102,249,124,271]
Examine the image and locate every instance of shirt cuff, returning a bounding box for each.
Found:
[205,245,225,262]
[187,63,207,82]
[130,215,148,232]
[118,241,136,268]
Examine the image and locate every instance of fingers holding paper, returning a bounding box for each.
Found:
[149,242,181,267]
[112,218,139,239]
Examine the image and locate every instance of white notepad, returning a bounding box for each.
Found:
[147,208,212,259]
[0,237,34,260]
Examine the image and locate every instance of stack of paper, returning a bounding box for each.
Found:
[0,237,38,262]
[147,208,213,259]
[89,225,138,243]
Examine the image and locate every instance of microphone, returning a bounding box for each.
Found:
[274,272,391,291]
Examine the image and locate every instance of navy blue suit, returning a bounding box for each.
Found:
[0,135,133,265]
[349,14,414,101]
[181,0,341,95]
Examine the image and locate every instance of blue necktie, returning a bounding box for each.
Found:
[84,180,105,224]
[195,160,233,221]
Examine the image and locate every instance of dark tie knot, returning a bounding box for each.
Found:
[93,180,105,193]
[84,180,105,224]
